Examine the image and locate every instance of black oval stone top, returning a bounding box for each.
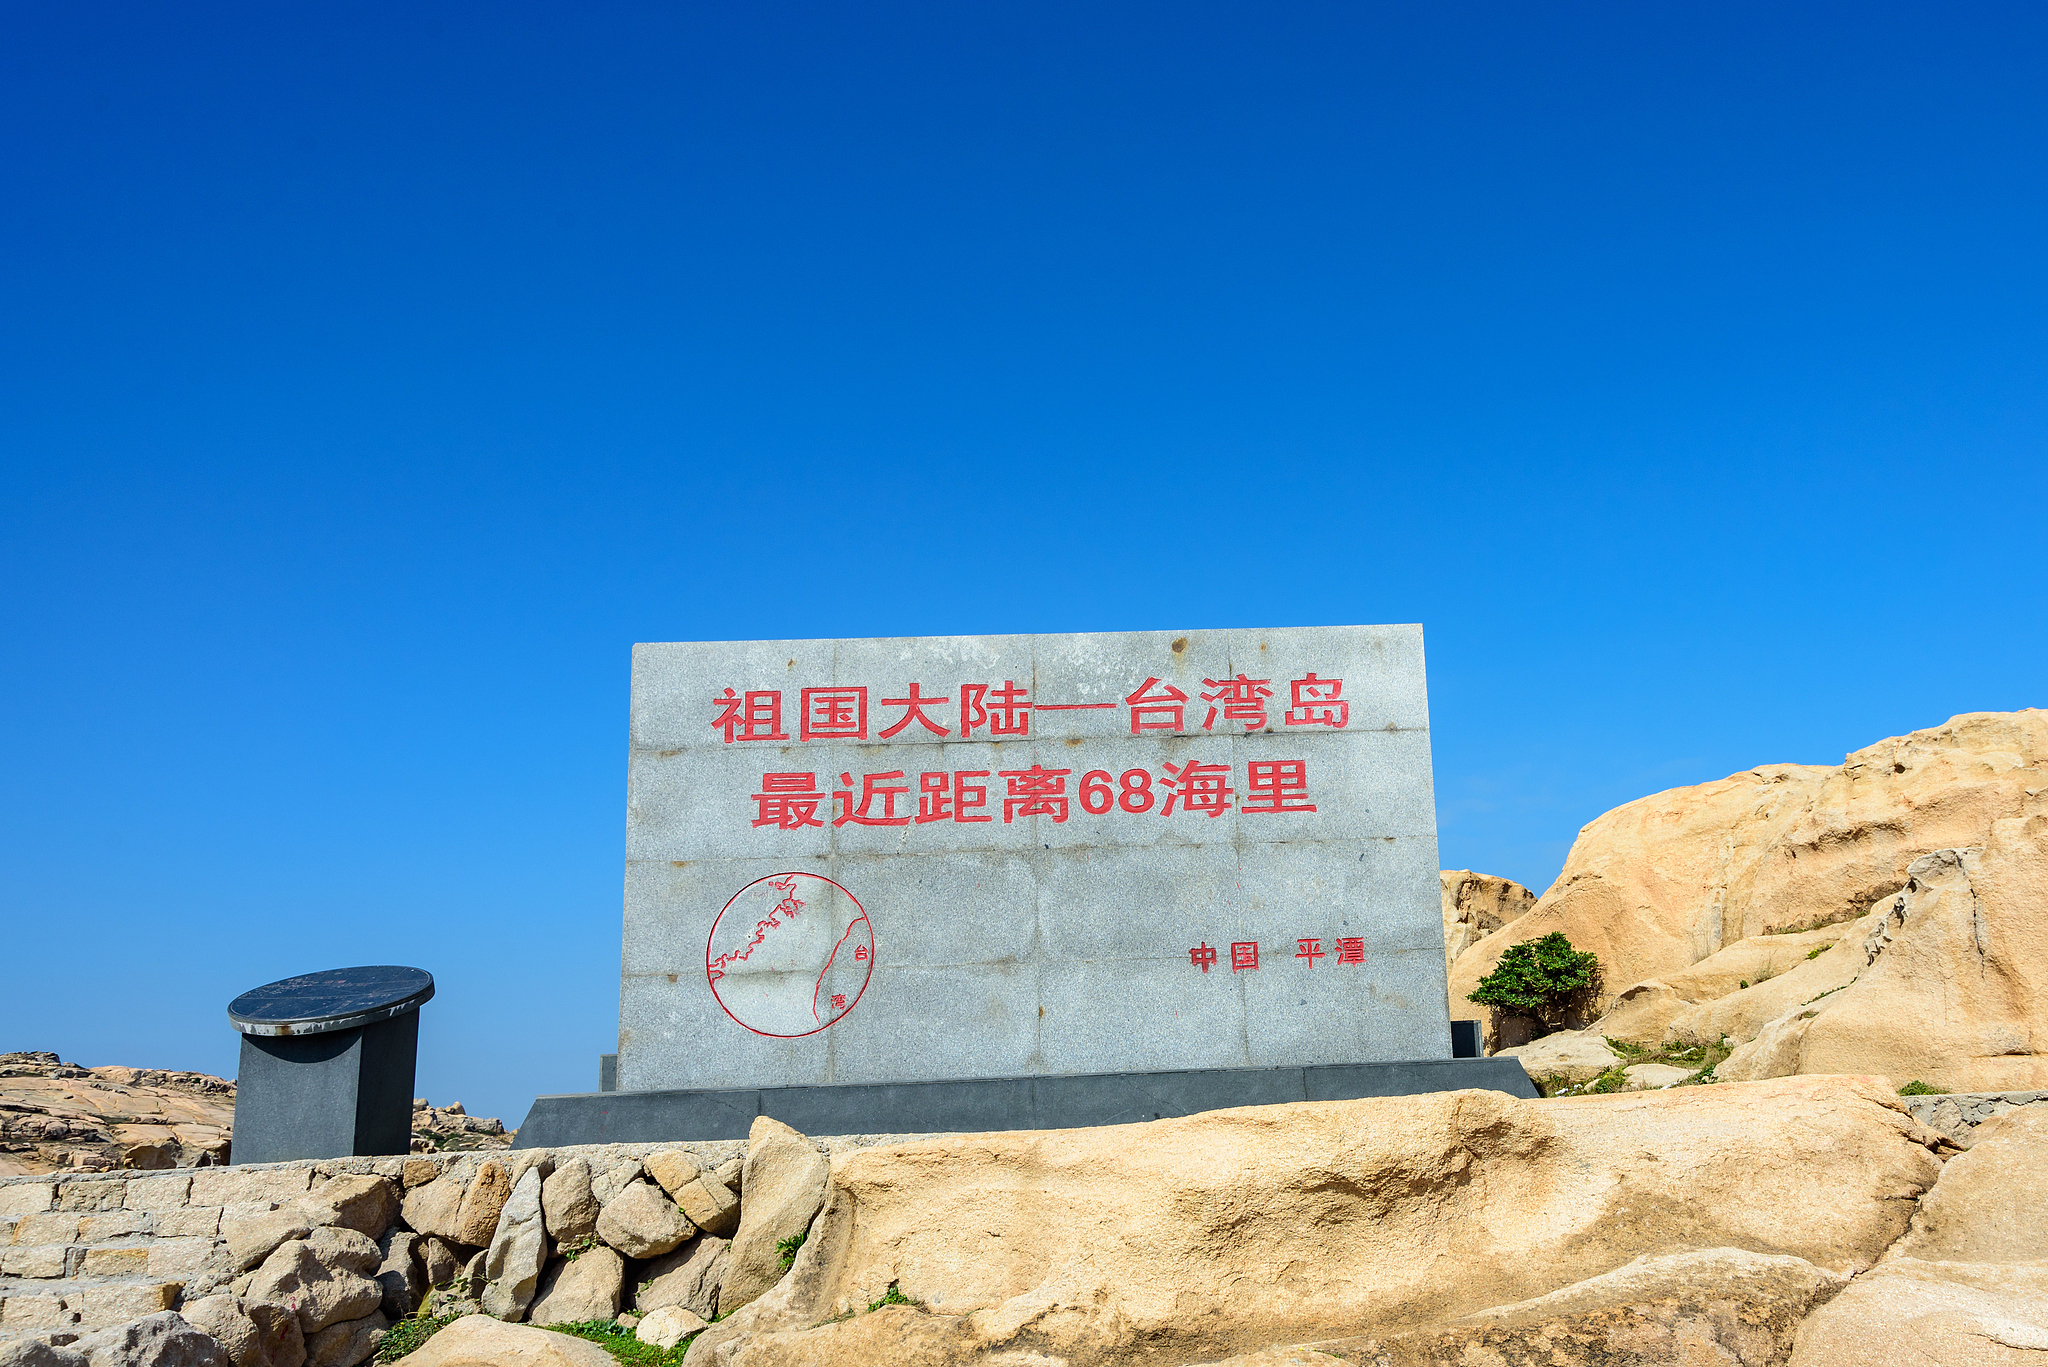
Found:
[228,966,435,1037]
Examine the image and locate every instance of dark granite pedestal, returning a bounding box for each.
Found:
[513,1055,1537,1148]
[227,966,435,1165]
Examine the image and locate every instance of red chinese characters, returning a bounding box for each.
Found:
[1189,942,1219,973]
[1183,934,1368,971]
[1284,673,1348,728]
[802,687,869,741]
[833,770,910,826]
[1242,759,1317,814]
[712,688,789,743]
[916,770,992,824]
[998,765,1072,823]
[1295,937,1325,965]
[751,773,825,830]
[960,680,1033,737]
[1158,759,1234,817]
[1125,677,1188,734]
[1200,674,1272,731]
[879,683,951,739]
[1230,941,1260,972]
[1335,937,1365,965]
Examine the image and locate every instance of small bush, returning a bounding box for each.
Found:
[776,1232,807,1270]
[1899,1080,1948,1096]
[866,1282,921,1312]
[1468,932,1601,1033]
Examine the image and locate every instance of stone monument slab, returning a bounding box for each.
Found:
[618,625,1454,1094]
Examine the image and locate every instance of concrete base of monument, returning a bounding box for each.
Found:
[510,1057,1538,1147]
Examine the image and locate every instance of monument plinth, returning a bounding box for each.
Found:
[517,625,1532,1146]
[228,965,432,1164]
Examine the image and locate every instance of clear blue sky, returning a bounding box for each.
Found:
[3,4,2043,1127]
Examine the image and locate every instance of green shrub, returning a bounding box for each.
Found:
[1467,932,1601,1032]
[776,1232,807,1270]
[1898,1080,1948,1096]
[376,1315,457,1362]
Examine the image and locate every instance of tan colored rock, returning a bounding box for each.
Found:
[594,1180,693,1259]
[417,1237,464,1290]
[1192,1352,1352,1367]
[643,1152,699,1198]
[246,1233,384,1335]
[635,1237,727,1320]
[1450,710,2048,1025]
[1440,870,1536,967]
[221,1208,315,1273]
[674,1178,739,1239]
[384,1315,615,1367]
[303,1177,396,1241]
[688,1076,1941,1366]
[721,1118,831,1313]
[635,1305,708,1350]
[588,1160,641,1209]
[1493,1028,1617,1085]
[1789,1259,2048,1366]
[301,1311,385,1367]
[69,1311,228,1367]
[540,1159,597,1245]
[397,1173,466,1245]
[1889,1105,2048,1263]
[451,1161,511,1248]
[527,1247,626,1326]
[178,1296,307,1367]
[1620,1063,1692,1090]
[481,1165,549,1322]
[1322,1247,1845,1367]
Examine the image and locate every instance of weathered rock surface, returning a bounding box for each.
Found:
[303,1178,397,1242]
[300,1311,385,1367]
[1449,711,2047,1040]
[526,1246,626,1326]
[1440,870,1536,967]
[384,1315,615,1367]
[719,1118,830,1313]
[450,1162,511,1248]
[635,1305,708,1350]
[635,1237,727,1320]
[1789,1259,2048,1366]
[1620,1062,1692,1089]
[1493,1028,1617,1084]
[245,1231,384,1335]
[373,1231,423,1320]
[1320,1247,1846,1367]
[539,1159,597,1246]
[480,1165,549,1321]
[72,1311,230,1367]
[179,1295,307,1367]
[687,1076,1942,1366]
[0,1054,234,1178]
[593,1179,693,1259]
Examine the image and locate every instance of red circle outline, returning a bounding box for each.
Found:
[704,871,874,1038]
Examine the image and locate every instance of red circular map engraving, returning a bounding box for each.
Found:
[705,872,874,1037]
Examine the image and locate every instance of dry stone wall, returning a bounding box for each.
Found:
[0,1123,908,1366]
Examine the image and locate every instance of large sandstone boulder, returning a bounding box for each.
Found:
[1319,1247,1846,1366]
[70,1312,230,1367]
[481,1164,550,1321]
[684,1076,1944,1366]
[594,1179,693,1259]
[1450,709,2047,1029]
[246,1231,384,1336]
[720,1118,830,1313]
[1440,870,1535,966]
[635,1236,727,1320]
[1789,1101,2048,1365]
[383,1316,614,1367]
[539,1158,597,1245]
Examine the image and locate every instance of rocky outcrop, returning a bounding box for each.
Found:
[718,1119,829,1314]
[1439,870,1536,966]
[681,1075,1943,1366]
[1454,710,2048,1091]
[1789,1105,2048,1365]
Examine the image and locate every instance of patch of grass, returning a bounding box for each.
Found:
[558,1234,599,1261]
[1596,1036,1730,1089]
[1803,982,1852,1006]
[866,1282,921,1313]
[376,1314,458,1362]
[776,1233,806,1271]
[1899,1080,1948,1096]
[1806,944,1830,960]
[539,1318,700,1367]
